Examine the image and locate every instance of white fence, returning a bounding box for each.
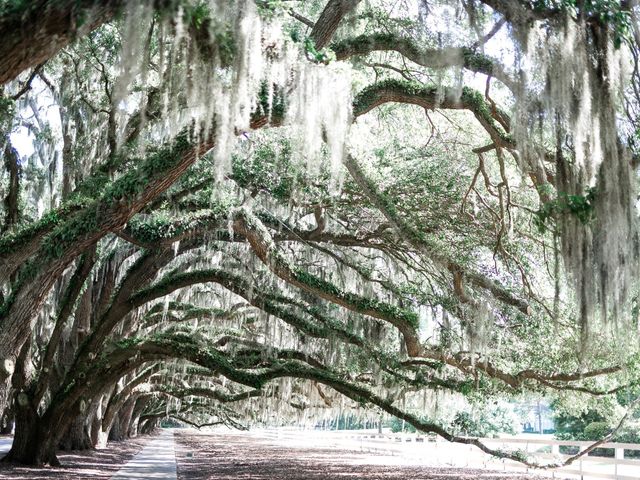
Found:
[248,428,640,480]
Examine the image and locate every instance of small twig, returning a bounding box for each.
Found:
[289,9,315,28]
[365,62,414,82]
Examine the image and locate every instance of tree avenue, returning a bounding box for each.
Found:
[0,0,638,469]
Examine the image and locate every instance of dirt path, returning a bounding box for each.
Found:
[174,430,550,480]
[0,435,151,479]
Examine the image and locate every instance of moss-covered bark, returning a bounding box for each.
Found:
[333,33,516,91]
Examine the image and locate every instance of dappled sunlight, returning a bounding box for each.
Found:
[175,430,550,480]
[0,436,149,479]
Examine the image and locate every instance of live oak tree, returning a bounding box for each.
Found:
[0,0,639,469]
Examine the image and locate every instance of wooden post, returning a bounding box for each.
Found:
[615,446,624,477]
[579,445,586,480]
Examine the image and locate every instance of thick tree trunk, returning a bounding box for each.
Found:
[310,0,362,49]
[128,396,152,438]
[138,418,158,435]
[108,417,124,442]
[89,405,103,447]
[0,407,13,435]
[3,144,20,231]
[0,378,13,419]
[79,394,104,449]
[108,396,137,442]
[2,396,58,466]
[58,415,92,451]
[95,429,109,449]
[0,1,126,85]
[102,397,135,445]
[128,416,140,438]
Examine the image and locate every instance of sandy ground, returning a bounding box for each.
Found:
[0,430,560,479]
[0,435,150,479]
[174,430,549,480]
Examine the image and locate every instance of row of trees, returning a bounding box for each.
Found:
[0,0,638,469]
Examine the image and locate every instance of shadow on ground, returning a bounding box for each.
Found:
[0,436,149,479]
[175,431,551,480]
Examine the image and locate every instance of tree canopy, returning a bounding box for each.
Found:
[0,0,639,469]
